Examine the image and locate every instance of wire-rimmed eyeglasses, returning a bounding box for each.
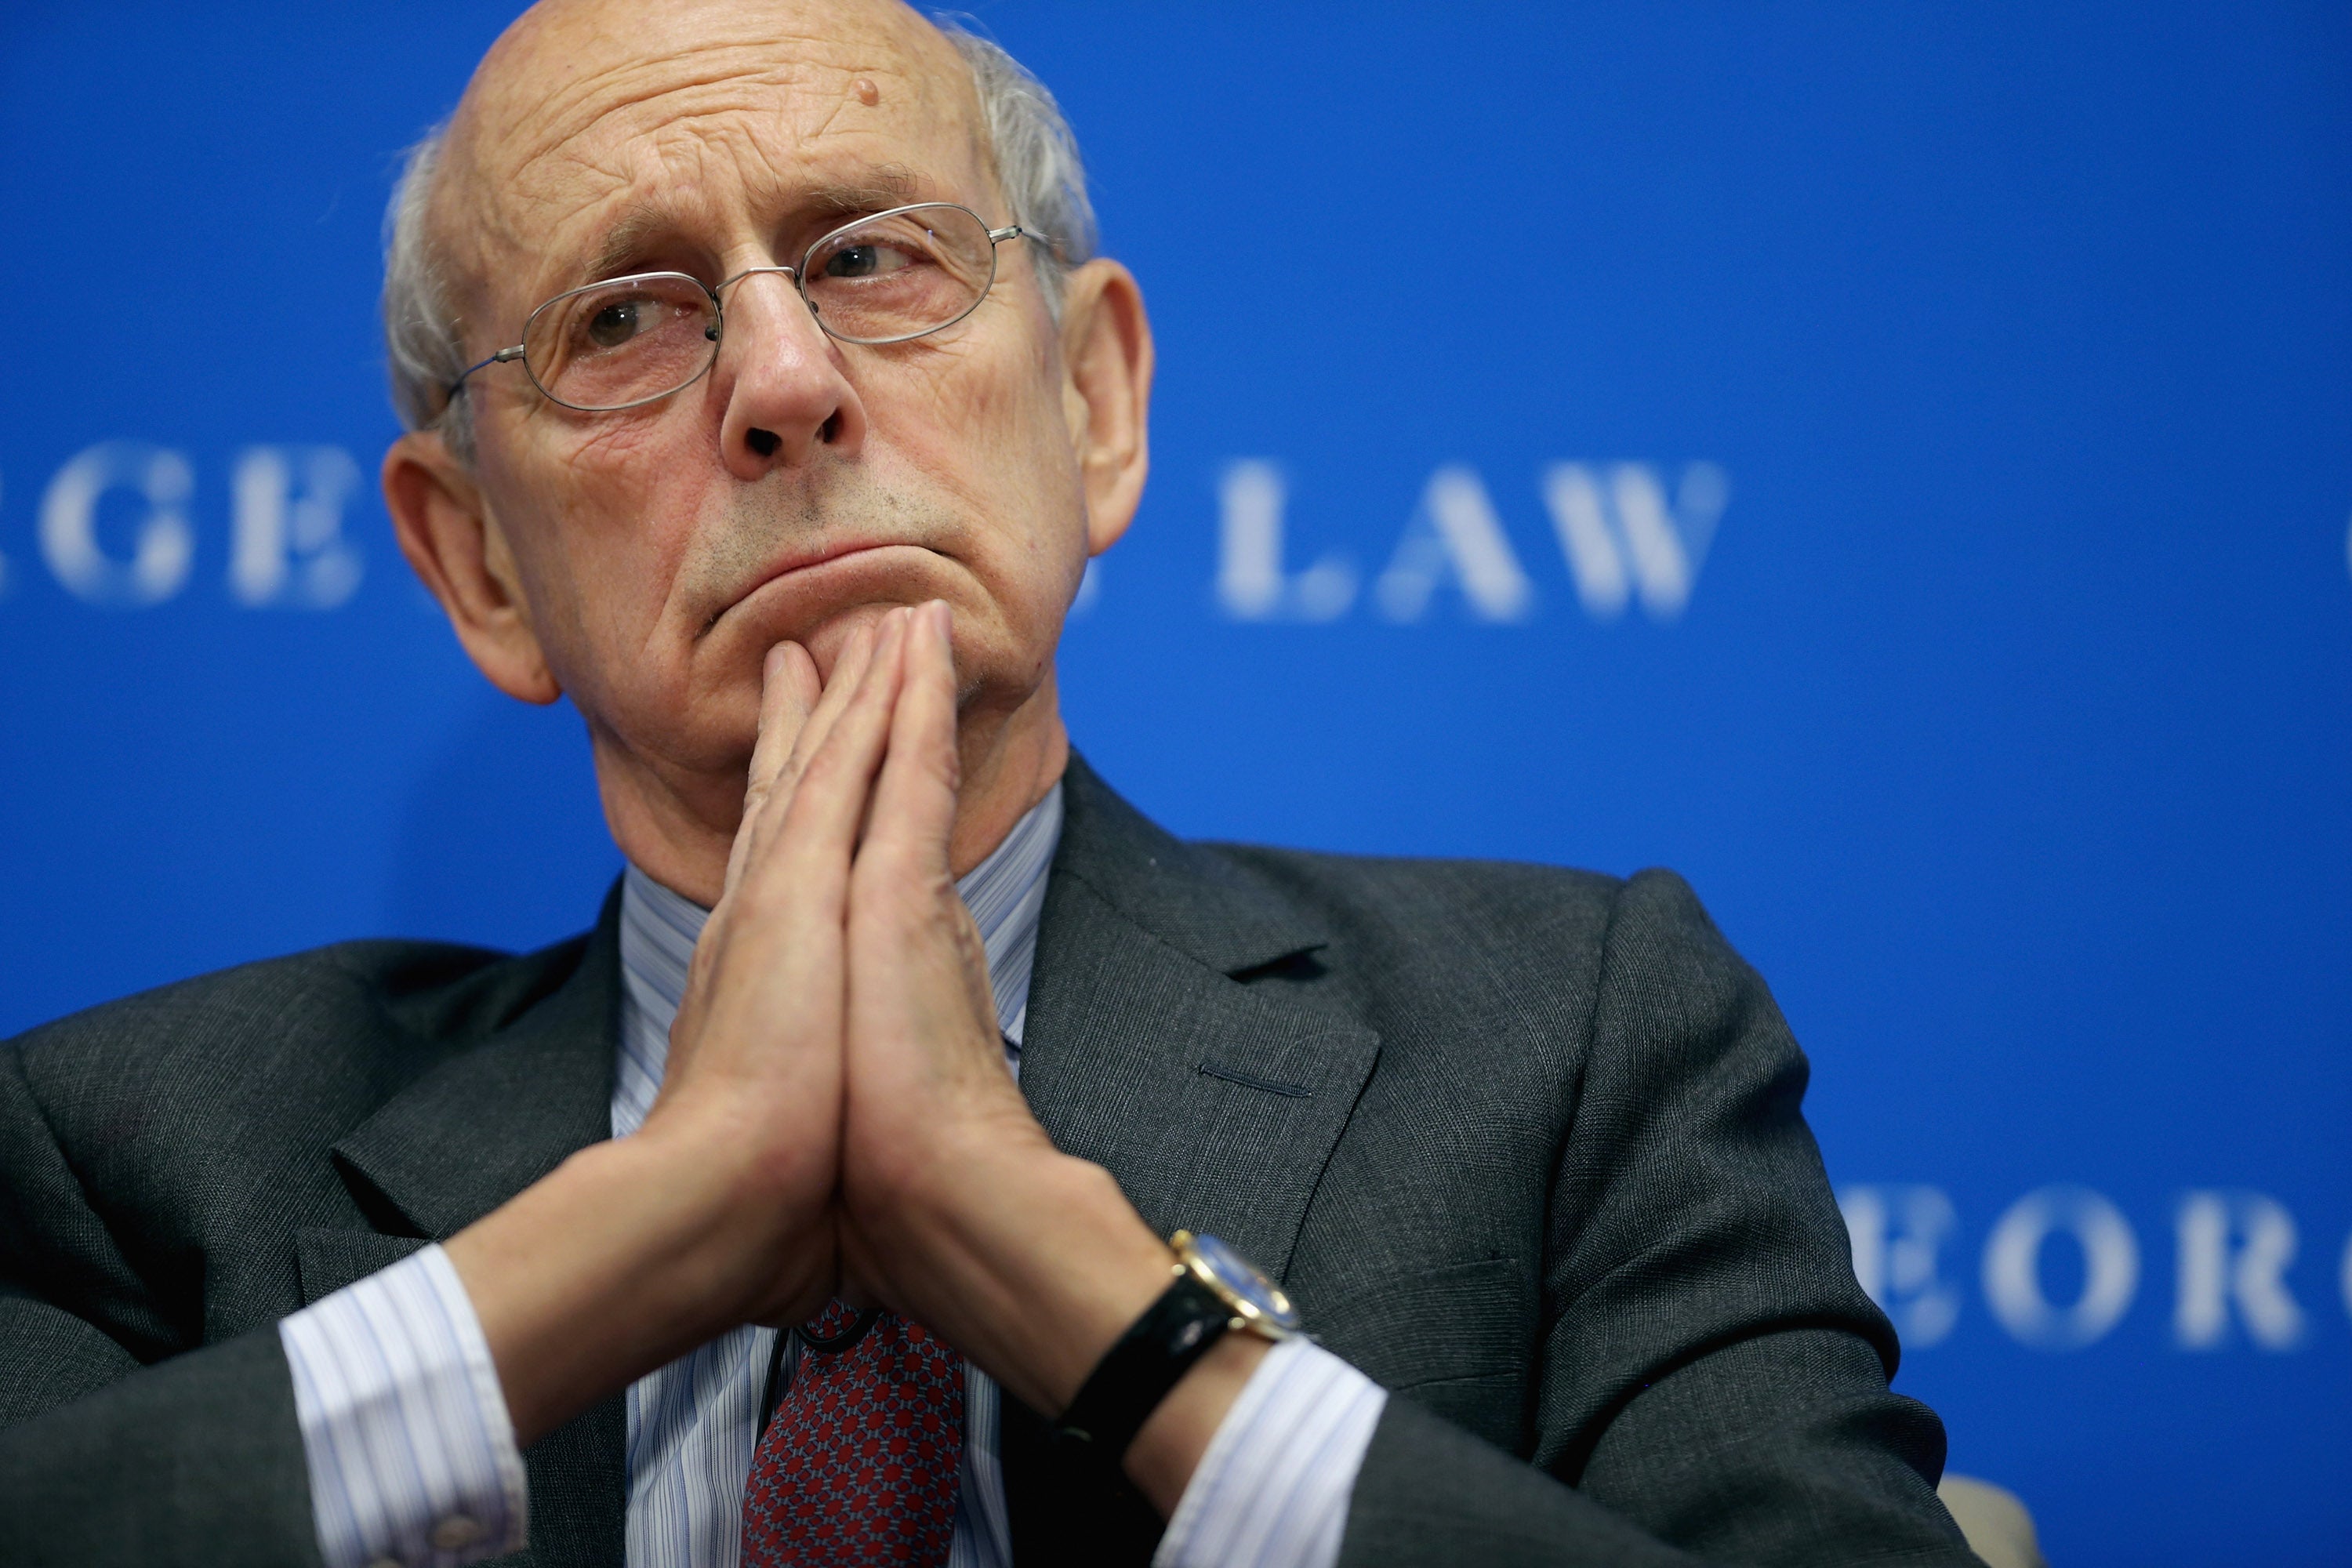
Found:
[446,201,1042,415]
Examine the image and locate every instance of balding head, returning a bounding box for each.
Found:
[438,0,972,339]
[384,2,1095,445]
[379,1,1148,903]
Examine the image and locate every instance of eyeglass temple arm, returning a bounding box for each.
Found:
[448,344,527,397]
[993,225,1070,264]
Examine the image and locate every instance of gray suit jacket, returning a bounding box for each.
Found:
[0,757,1977,1567]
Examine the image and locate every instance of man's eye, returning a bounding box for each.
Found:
[823,242,919,280]
[585,299,647,348]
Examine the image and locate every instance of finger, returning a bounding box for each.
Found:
[724,641,821,902]
[756,616,884,844]
[688,618,884,1039]
[764,606,913,887]
[732,615,883,880]
[862,599,961,877]
[746,642,819,812]
[677,613,910,1094]
[798,615,883,763]
[710,612,905,960]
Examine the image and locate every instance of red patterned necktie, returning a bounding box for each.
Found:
[740,1300,967,1567]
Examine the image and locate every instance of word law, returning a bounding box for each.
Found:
[1215,459,1730,625]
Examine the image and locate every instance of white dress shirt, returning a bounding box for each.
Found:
[280,782,1387,1568]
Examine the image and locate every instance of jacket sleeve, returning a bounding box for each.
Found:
[0,1044,325,1568]
[1338,869,1983,1568]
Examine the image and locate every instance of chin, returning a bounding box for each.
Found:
[800,603,918,680]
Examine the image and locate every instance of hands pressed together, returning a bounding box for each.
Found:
[443,602,1262,1515]
[648,598,1055,1334]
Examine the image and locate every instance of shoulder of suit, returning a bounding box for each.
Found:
[1195,844,1735,971]
[4,931,593,1078]
[1199,840,1628,922]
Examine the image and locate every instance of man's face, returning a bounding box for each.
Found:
[439,0,1098,789]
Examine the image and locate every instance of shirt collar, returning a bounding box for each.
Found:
[616,780,1065,1094]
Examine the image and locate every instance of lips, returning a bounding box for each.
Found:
[698,538,938,640]
[757,536,895,583]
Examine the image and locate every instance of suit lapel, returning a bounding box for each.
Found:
[325,885,628,1568]
[1022,757,1381,1280]
[1006,760,1382,1566]
[329,892,622,1242]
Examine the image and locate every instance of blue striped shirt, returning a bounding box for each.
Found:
[281,782,1386,1567]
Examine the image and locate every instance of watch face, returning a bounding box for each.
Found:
[1189,1233,1303,1332]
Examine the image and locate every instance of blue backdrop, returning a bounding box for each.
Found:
[3,5,2347,1562]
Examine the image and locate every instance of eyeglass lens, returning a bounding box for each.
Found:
[524,276,717,412]
[519,204,1002,412]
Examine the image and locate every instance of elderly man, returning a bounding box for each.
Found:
[0,4,1982,1567]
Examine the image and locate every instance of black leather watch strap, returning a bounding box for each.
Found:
[1052,1272,1232,1458]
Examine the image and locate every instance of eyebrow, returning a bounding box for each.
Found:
[574,171,924,286]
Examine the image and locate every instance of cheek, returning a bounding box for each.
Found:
[924,335,1082,512]
[484,412,712,676]
[903,361,1086,596]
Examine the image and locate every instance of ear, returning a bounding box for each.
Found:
[383,429,562,705]
[1054,258,1155,557]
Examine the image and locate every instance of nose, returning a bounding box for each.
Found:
[710,270,868,477]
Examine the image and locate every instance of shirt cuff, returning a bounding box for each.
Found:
[1153,1336,1389,1568]
[278,1242,529,1568]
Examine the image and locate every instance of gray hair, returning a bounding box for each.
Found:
[380,16,1098,456]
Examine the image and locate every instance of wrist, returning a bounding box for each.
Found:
[992,1154,1172,1410]
[851,1144,1168,1416]
[1124,1331,1272,1515]
[446,1130,830,1444]
[1054,1229,1301,1515]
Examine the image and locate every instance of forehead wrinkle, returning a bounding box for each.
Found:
[494,67,819,240]
[535,116,952,286]
[574,168,924,285]
[438,1,989,345]
[495,32,842,169]
[481,13,953,207]
[492,76,959,275]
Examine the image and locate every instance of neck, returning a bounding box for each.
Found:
[591,666,1069,907]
